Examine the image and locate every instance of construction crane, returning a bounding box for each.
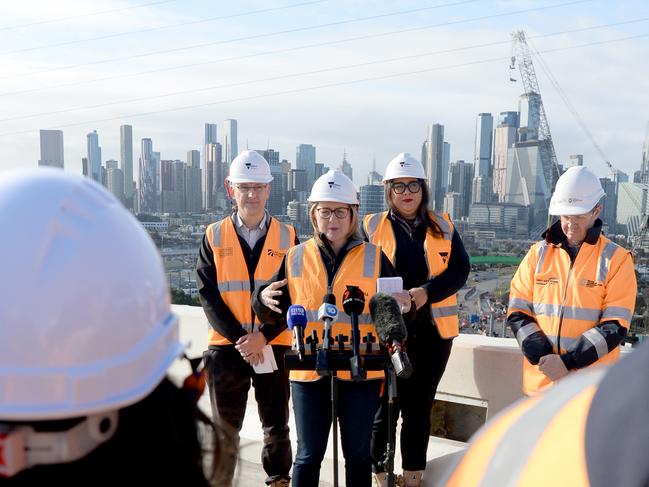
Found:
[509,30,562,196]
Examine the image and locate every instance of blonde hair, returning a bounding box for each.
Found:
[309,203,362,247]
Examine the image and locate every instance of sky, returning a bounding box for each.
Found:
[1,0,648,183]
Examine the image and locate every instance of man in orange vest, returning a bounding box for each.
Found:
[507,166,636,395]
[196,150,298,487]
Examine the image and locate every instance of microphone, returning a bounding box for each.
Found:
[342,285,366,381]
[316,294,338,375]
[287,305,308,361]
[369,293,413,379]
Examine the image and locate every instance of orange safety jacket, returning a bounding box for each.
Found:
[508,230,635,395]
[285,238,383,382]
[206,216,296,346]
[444,366,604,487]
[363,211,459,339]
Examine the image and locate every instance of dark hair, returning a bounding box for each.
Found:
[384,179,443,238]
[3,378,225,486]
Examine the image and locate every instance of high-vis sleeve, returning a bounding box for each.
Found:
[507,246,553,365]
[561,321,627,370]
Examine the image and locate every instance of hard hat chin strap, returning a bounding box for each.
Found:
[0,411,118,478]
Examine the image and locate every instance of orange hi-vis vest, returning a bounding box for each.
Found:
[206,216,296,346]
[508,234,635,395]
[285,238,383,382]
[444,366,605,487]
[364,211,459,339]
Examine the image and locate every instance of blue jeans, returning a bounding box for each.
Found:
[291,378,381,487]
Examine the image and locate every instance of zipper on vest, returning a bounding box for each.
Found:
[556,257,575,353]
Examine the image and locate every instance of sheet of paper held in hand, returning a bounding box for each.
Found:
[377,276,404,294]
[253,344,278,374]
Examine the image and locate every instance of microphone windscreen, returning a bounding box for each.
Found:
[323,293,336,305]
[286,305,308,330]
[342,285,365,315]
[369,293,407,344]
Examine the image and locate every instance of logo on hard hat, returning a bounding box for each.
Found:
[327,181,341,190]
[399,160,410,167]
[245,162,258,170]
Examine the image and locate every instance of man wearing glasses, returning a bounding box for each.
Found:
[507,166,636,395]
[196,150,298,487]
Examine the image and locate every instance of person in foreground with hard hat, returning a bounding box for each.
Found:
[507,165,636,396]
[0,169,221,485]
[364,153,470,487]
[253,169,412,487]
[443,339,649,487]
[196,150,298,487]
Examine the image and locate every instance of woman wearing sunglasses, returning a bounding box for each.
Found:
[253,169,413,487]
[364,153,470,487]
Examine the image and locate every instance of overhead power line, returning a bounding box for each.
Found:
[3,19,648,124]
[0,0,177,32]
[0,0,586,82]
[1,31,646,138]
[0,0,331,55]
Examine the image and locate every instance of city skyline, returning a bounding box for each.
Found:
[1,1,648,178]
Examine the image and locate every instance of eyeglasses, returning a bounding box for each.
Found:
[391,181,421,194]
[315,207,350,219]
[234,184,267,194]
[560,212,594,223]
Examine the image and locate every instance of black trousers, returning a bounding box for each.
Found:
[371,324,453,472]
[205,345,292,485]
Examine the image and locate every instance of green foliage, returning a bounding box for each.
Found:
[171,288,201,306]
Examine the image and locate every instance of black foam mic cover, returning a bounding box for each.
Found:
[369,292,408,344]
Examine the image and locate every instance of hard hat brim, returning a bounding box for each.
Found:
[226,175,273,184]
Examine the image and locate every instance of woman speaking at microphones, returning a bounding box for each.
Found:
[364,153,470,487]
[253,169,411,487]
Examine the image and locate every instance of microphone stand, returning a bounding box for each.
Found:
[349,309,365,382]
[382,362,398,487]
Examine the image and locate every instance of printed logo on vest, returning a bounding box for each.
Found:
[267,248,287,258]
[535,277,559,286]
[218,247,233,257]
[579,278,602,288]
[439,252,449,264]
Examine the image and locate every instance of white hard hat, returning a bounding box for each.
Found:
[383,152,426,182]
[227,150,273,183]
[308,169,359,205]
[0,169,183,420]
[549,166,605,216]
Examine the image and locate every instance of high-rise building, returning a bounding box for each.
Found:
[493,111,518,201]
[81,157,88,177]
[504,140,551,233]
[105,159,118,170]
[314,162,325,181]
[187,150,200,168]
[442,142,450,191]
[120,125,134,206]
[341,152,353,183]
[447,160,473,218]
[443,192,462,221]
[566,154,583,168]
[472,113,493,204]
[185,165,202,213]
[422,123,445,210]
[222,119,238,165]
[39,130,64,168]
[138,138,156,213]
[254,149,284,216]
[640,122,649,184]
[468,203,530,238]
[87,130,102,183]
[609,169,629,183]
[296,144,316,187]
[204,142,222,210]
[599,177,617,234]
[518,92,542,142]
[359,184,385,217]
[616,182,649,236]
[160,160,186,213]
[106,168,125,203]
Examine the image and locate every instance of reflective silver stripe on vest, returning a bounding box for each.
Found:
[509,297,534,314]
[601,306,633,323]
[515,323,542,346]
[279,223,290,249]
[597,241,618,283]
[535,241,549,275]
[431,305,457,319]
[533,303,601,322]
[582,328,609,359]
[211,220,223,247]
[290,244,307,278]
[435,213,452,240]
[547,335,578,351]
[478,367,605,487]
[305,309,372,325]
[363,244,377,278]
[218,279,266,293]
[366,213,382,240]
